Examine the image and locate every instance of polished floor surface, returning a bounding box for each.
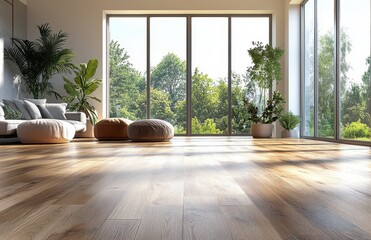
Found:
[0,137,370,240]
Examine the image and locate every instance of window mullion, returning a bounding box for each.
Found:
[314,0,319,137]
[146,17,151,119]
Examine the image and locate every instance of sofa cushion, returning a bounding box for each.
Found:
[0,120,25,136]
[65,112,86,124]
[66,120,86,132]
[24,100,43,119]
[3,105,22,120]
[13,99,32,120]
[3,99,23,118]
[24,98,46,106]
[45,103,68,120]
[37,105,54,119]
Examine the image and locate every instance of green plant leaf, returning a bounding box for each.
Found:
[87,96,102,103]
[63,77,78,96]
[74,75,83,87]
[85,59,98,80]
[85,80,101,95]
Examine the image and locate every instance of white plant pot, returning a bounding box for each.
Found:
[281,129,299,138]
[75,119,95,138]
[251,123,273,138]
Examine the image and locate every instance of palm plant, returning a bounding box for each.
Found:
[63,59,102,125]
[279,111,301,130]
[4,23,74,99]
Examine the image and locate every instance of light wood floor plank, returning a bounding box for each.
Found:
[0,137,370,239]
[92,219,140,240]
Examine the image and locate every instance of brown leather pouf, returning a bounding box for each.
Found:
[94,118,133,140]
[128,119,174,142]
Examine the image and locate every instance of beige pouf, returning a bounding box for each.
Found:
[128,119,174,142]
[94,118,133,140]
[17,119,75,144]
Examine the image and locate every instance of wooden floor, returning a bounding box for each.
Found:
[0,137,370,240]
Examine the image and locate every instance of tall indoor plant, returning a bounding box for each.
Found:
[63,59,102,125]
[246,41,285,138]
[4,23,74,99]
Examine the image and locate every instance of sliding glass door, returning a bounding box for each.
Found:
[340,0,371,142]
[108,15,271,136]
[231,17,270,134]
[150,17,187,134]
[108,17,147,120]
[191,17,228,134]
[301,0,371,144]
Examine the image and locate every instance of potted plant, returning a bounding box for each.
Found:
[4,23,74,99]
[63,59,102,137]
[246,91,285,138]
[279,111,300,138]
[246,41,284,138]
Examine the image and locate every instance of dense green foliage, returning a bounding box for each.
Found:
[4,23,74,99]
[246,91,285,124]
[63,59,102,124]
[247,41,284,90]
[279,111,301,130]
[342,120,371,140]
[109,41,146,120]
[109,40,253,134]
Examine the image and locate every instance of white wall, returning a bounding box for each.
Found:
[288,4,301,116]
[277,0,301,137]
[0,0,27,100]
[26,0,301,136]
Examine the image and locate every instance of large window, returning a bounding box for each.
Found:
[191,17,228,134]
[302,0,371,143]
[109,17,147,120]
[108,15,271,135]
[150,17,187,133]
[231,17,270,134]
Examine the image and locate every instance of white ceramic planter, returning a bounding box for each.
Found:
[251,123,273,138]
[281,129,299,138]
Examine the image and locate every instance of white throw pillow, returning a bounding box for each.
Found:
[45,103,68,120]
[24,100,43,119]
[24,98,47,106]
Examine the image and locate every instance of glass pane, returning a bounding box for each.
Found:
[109,17,147,120]
[231,17,270,134]
[303,0,315,136]
[150,17,187,134]
[317,0,335,138]
[191,17,228,134]
[340,0,371,141]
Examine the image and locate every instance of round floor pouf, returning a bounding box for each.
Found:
[94,118,133,140]
[17,119,75,144]
[128,119,174,142]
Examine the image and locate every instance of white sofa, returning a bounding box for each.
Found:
[0,100,86,144]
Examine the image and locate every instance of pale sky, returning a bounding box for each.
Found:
[109,16,269,81]
[317,0,370,86]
